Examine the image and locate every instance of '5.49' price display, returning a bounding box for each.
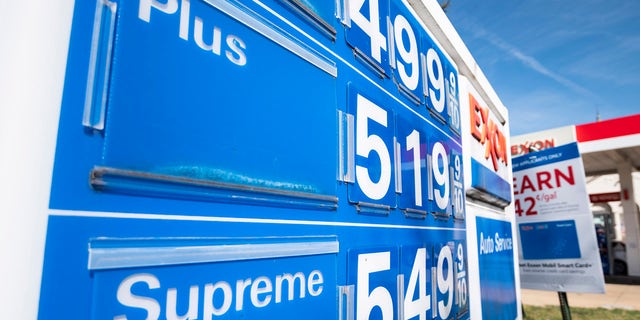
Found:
[348,243,468,320]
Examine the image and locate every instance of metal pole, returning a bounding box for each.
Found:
[558,291,572,320]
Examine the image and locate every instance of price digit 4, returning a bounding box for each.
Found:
[348,0,387,63]
[403,248,430,319]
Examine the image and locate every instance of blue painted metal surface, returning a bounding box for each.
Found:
[40,0,468,318]
[475,216,517,320]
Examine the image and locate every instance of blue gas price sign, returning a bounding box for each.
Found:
[40,0,467,319]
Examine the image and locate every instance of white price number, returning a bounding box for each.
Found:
[425,48,445,114]
[455,243,467,310]
[347,0,455,115]
[356,246,459,320]
[397,126,463,215]
[447,72,460,131]
[348,0,387,63]
[431,142,449,213]
[392,14,419,91]
[355,94,392,201]
[357,252,394,320]
[404,129,423,207]
[403,248,429,320]
[391,10,449,113]
[435,245,453,319]
[393,127,458,213]
[451,153,464,218]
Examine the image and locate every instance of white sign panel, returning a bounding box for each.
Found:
[459,76,511,207]
[513,142,605,293]
[511,125,576,157]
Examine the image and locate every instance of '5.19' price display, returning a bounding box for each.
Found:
[341,0,467,318]
[347,82,464,217]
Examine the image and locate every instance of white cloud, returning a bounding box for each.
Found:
[471,27,597,100]
[507,88,599,135]
[564,35,640,87]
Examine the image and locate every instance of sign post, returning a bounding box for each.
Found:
[558,291,572,320]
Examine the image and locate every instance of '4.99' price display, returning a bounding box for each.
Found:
[344,0,460,134]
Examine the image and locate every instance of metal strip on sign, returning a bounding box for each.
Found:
[338,285,354,320]
[83,0,117,131]
[279,0,337,38]
[345,113,355,183]
[396,274,405,319]
[339,0,351,27]
[394,138,402,194]
[88,236,339,270]
[90,166,339,210]
[338,110,346,182]
[203,0,337,77]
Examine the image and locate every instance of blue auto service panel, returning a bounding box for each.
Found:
[41,0,467,319]
[476,216,517,320]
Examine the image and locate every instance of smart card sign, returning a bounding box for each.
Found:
[513,142,605,293]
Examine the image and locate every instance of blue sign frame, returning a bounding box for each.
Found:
[475,216,517,320]
[40,0,467,318]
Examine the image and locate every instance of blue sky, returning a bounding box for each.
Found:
[444,0,640,135]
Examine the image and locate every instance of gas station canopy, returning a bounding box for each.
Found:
[512,113,640,277]
[576,114,640,176]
